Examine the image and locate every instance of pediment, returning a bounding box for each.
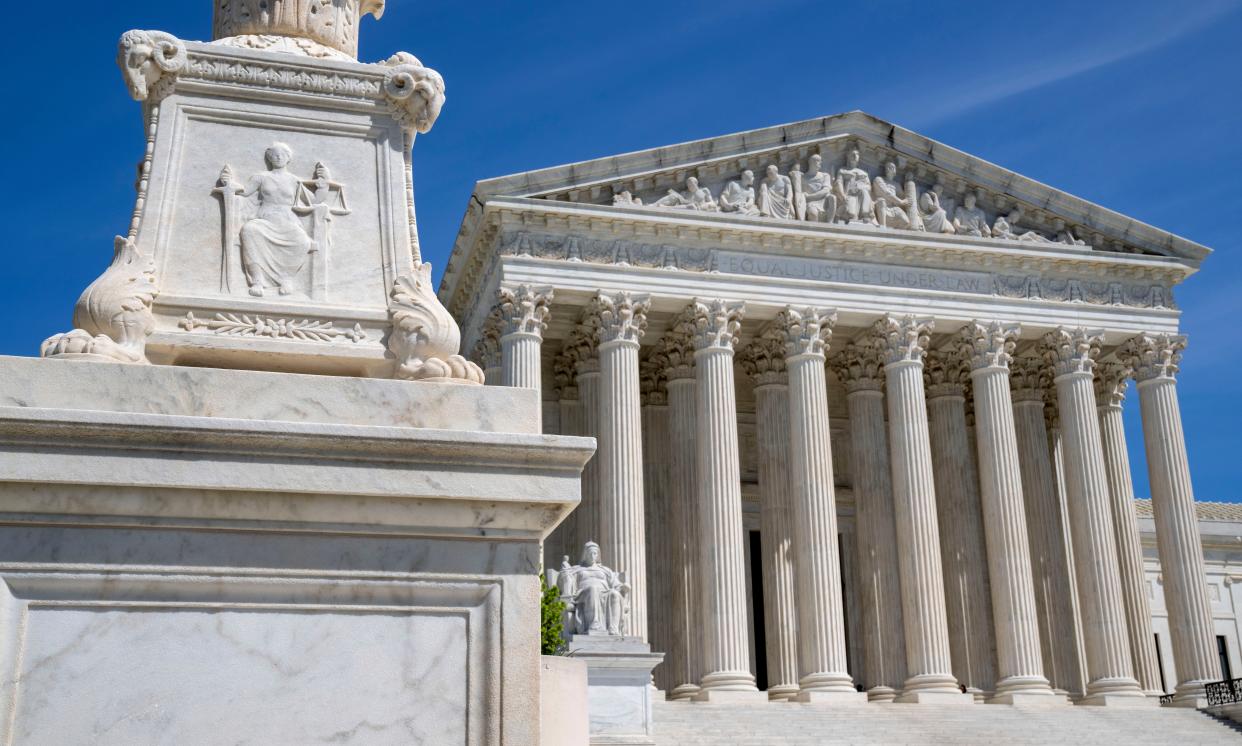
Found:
[471,111,1207,264]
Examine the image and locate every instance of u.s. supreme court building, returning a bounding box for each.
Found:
[438,111,1228,710]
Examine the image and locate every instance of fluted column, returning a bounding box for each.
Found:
[872,315,969,703]
[740,337,800,700]
[1094,362,1164,697]
[546,356,583,568]
[641,355,673,689]
[662,326,702,700]
[564,323,602,549]
[778,308,863,703]
[1042,328,1146,706]
[691,300,764,701]
[834,343,906,701]
[961,322,1057,704]
[1121,334,1220,706]
[925,347,995,700]
[1010,356,1086,697]
[592,292,651,641]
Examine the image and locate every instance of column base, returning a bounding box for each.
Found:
[766,685,800,702]
[1171,681,1210,708]
[692,689,769,704]
[668,684,701,701]
[1167,695,1208,709]
[968,687,988,704]
[893,691,975,704]
[1076,692,1156,707]
[989,690,1068,706]
[793,690,869,705]
[866,686,899,703]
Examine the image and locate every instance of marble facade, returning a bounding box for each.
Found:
[440,111,1220,711]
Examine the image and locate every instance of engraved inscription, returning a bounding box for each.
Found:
[717,253,993,294]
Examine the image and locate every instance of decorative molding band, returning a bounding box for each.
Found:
[180,311,368,343]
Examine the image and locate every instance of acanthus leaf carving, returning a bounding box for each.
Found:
[41,237,159,364]
[179,312,367,343]
[830,342,885,394]
[1009,354,1049,403]
[591,292,650,347]
[869,314,934,366]
[388,262,484,384]
[1093,361,1131,408]
[118,30,187,102]
[688,299,745,353]
[739,334,788,387]
[1042,327,1104,379]
[497,285,554,339]
[1119,333,1186,384]
[959,320,1020,372]
[774,306,837,360]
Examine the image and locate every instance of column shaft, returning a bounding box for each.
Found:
[642,401,672,687]
[966,323,1053,702]
[666,375,702,699]
[754,382,800,699]
[577,367,602,548]
[1046,329,1145,705]
[1125,334,1219,705]
[1095,365,1163,696]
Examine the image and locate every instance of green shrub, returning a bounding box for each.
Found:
[541,578,567,656]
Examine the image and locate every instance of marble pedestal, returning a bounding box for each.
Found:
[0,356,593,745]
[566,635,665,745]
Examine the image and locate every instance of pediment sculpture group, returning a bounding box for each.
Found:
[613,146,1086,246]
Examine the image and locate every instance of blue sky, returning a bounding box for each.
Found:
[2,0,1240,501]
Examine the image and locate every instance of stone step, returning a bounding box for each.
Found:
[652,700,1242,745]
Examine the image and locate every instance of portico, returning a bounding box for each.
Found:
[439,111,1218,707]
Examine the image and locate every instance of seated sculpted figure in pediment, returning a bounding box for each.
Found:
[652,177,719,211]
[952,191,991,238]
[757,164,794,220]
[719,170,760,216]
[552,541,631,637]
[836,146,874,224]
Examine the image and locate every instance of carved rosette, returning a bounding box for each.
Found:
[118,30,187,102]
[1042,327,1103,379]
[591,292,651,348]
[774,306,836,361]
[960,320,1020,372]
[1094,361,1132,408]
[923,348,970,399]
[689,300,745,353]
[870,314,934,366]
[739,334,789,388]
[1009,355,1048,404]
[212,0,386,60]
[830,342,885,394]
[388,263,484,384]
[382,53,447,135]
[497,285,553,340]
[41,238,159,364]
[1119,333,1187,384]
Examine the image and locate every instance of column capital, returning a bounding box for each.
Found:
[924,347,970,399]
[739,334,788,388]
[960,321,1020,373]
[688,299,745,354]
[497,284,553,340]
[641,351,669,406]
[1009,354,1049,404]
[552,351,579,401]
[591,291,651,348]
[564,319,601,376]
[1094,361,1131,409]
[773,306,837,361]
[870,315,934,367]
[830,341,885,394]
[1119,333,1186,384]
[1042,327,1104,379]
[654,322,696,382]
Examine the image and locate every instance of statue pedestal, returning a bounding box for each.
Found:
[566,635,664,746]
[0,356,592,744]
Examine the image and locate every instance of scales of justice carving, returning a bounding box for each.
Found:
[547,541,632,638]
[613,144,1091,247]
[215,144,351,300]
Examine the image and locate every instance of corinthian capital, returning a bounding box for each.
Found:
[562,318,601,376]
[688,299,745,353]
[1119,333,1186,383]
[1009,355,1048,403]
[960,321,1020,371]
[497,285,553,339]
[869,315,934,365]
[924,347,970,398]
[830,342,885,394]
[1094,361,1132,408]
[470,310,502,371]
[656,321,696,380]
[1042,327,1103,378]
[739,334,788,387]
[774,306,837,360]
[641,352,669,406]
[592,292,651,347]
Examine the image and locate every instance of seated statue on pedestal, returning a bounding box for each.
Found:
[548,541,631,637]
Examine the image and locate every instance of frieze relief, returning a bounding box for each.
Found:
[548,140,1147,256]
[494,231,1175,310]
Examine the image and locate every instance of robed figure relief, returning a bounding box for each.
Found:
[215,143,350,300]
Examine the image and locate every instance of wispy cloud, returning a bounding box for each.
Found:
[877,0,1242,127]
